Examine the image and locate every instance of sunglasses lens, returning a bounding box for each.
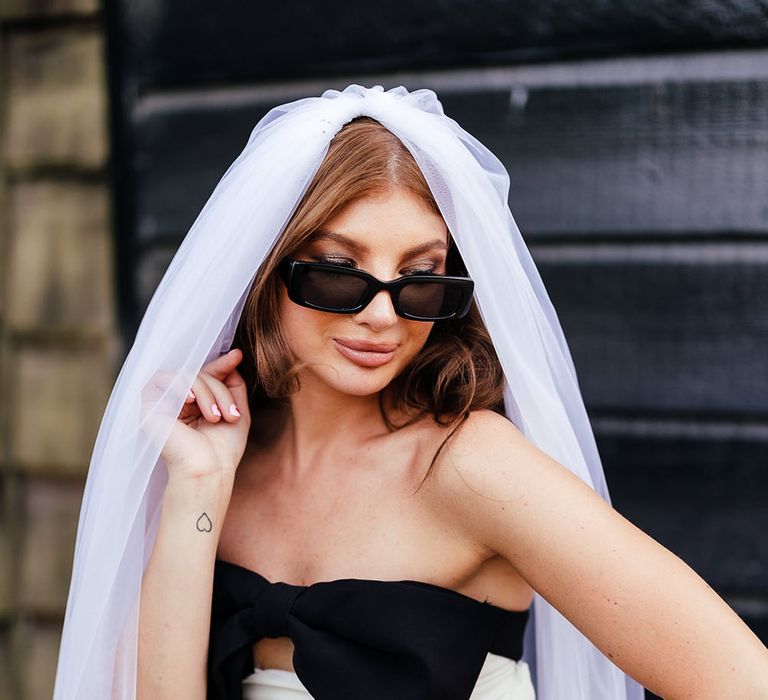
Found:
[399,280,464,318]
[300,268,369,310]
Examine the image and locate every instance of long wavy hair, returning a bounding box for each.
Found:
[232,116,506,489]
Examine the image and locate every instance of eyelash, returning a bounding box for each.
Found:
[315,255,439,276]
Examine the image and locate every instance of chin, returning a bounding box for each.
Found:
[311,362,399,397]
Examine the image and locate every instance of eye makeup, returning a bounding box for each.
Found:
[312,254,443,276]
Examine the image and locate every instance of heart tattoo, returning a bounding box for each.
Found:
[196,512,213,533]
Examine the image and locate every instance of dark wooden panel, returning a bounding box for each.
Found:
[130,103,258,243]
[598,429,768,594]
[117,0,768,90]
[130,76,768,242]
[443,80,768,236]
[536,246,768,415]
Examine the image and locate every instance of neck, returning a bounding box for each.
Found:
[275,373,399,480]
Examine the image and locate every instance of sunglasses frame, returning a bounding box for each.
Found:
[277,258,475,321]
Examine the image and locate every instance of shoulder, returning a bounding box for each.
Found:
[427,408,607,557]
[431,408,536,493]
[445,408,521,451]
[422,409,528,534]
[434,407,590,492]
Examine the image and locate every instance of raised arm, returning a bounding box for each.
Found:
[137,350,250,699]
[433,409,768,699]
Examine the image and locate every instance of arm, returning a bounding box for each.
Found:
[137,349,249,699]
[433,409,768,700]
[137,474,234,700]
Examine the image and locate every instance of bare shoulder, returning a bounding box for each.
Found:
[440,407,530,459]
[424,409,514,484]
[426,408,609,556]
[429,407,561,501]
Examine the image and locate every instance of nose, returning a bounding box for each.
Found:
[354,289,398,329]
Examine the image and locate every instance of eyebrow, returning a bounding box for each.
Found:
[308,229,448,261]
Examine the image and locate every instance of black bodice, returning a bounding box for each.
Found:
[208,558,530,700]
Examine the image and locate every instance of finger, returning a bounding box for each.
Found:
[189,375,222,423]
[222,367,250,420]
[145,370,197,414]
[178,390,202,423]
[146,369,176,392]
[203,348,244,381]
[198,373,241,423]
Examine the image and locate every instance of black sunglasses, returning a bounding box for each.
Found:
[277,258,474,321]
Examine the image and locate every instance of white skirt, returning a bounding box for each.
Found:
[242,651,535,699]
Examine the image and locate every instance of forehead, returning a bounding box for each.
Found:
[306,229,448,258]
[304,191,449,255]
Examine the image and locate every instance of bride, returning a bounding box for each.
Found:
[53,85,768,700]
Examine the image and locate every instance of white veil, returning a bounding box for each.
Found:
[52,83,645,699]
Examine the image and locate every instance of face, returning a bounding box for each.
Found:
[278,188,450,398]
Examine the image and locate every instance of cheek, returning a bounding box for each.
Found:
[279,294,321,356]
[279,292,349,363]
[402,321,435,357]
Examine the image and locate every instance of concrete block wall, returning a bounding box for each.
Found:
[0,1,117,697]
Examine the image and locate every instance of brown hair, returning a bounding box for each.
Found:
[232,116,506,490]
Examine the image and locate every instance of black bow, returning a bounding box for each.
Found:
[208,560,529,700]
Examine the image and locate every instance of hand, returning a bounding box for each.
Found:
[145,349,252,484]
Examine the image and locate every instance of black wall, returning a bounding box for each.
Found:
[103,2,768,695]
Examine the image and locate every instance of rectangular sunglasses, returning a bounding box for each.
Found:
[277,258,474,321]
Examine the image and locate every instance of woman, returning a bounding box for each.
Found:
[53,85,768,700]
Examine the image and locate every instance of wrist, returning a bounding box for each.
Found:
[164,473,234,512]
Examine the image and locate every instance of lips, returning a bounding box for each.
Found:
[332,338,398,368]
[334,338,398,353]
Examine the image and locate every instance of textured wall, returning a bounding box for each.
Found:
[0,1,116,697]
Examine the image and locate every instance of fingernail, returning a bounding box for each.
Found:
[211,403,221,417]
[187,390,195,400]
[229,403,240,417]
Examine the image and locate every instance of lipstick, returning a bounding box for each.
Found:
[332,338,398,368]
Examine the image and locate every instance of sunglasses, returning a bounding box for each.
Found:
[277,258,474,321]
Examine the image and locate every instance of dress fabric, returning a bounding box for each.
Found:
[209,558,533,700]
[241,652,535,699]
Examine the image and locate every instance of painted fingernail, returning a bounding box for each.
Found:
[211,403,221,417]
[229,403,241,417]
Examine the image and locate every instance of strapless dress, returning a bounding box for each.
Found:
[209,558,533,700]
